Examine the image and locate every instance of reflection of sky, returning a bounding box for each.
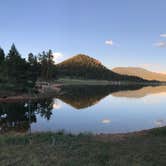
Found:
[31,89,166,134]
[52,99,61,110]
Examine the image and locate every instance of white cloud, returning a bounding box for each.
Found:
[154,41,166,48]
[140,64,153,68]
[52,52,64,64]
[139,63,161,68]
[154,119,166,127]
[105,40,114,46]
[160,34,166,38]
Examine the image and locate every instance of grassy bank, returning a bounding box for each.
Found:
[0,127,166,166]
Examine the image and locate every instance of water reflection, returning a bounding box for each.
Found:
[0,99,53,134]
[101,119,111,124]
[0,85,166,134]
[112,86,166,98]
[56,85,145,109]
[52,99,61,109]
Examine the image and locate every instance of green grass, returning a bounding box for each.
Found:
[55,78,160,86]
[0,128,166,166]
[55,78,115,85]
[56,78,117,85]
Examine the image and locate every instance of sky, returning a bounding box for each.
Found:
[0,0,166,73]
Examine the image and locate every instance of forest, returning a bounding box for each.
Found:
[0,44,56,92]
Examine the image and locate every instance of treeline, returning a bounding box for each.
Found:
[0,44,56,92]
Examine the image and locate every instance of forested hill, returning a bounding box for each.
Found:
[56,54,151,82]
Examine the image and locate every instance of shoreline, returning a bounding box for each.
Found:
[1,125,164,138]
[0,79,165,102]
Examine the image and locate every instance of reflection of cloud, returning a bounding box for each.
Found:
[0,114,7,118]
[101,119,111,124]
[52,99,61,109]
[143,92,166,104]
[143,98,161,104]
[154,120,166,127]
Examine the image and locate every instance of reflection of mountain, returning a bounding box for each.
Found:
[112,86,166,98]
[57,85,145,109]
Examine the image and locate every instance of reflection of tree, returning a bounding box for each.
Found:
[35,99,53,120]
[0,102,36,133]
[0,99,53,134]
[57,85,145,109]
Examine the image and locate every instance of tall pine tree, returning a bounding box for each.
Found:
[6,44,29,89]
[0,47,5,64]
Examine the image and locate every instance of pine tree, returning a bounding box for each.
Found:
[38,50,55,80]
[47,50,55,80]
[6,44,29,89]
[0,47,5,64]
[27,53,39,86]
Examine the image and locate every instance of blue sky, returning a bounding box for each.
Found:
[0,0,166,72]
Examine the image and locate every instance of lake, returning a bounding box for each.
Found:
[1,85,166,134]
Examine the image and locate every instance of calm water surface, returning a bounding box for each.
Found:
[1,85,166,134]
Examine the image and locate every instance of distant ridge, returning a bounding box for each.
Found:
[56,54,150,82]
[112,67,166,82]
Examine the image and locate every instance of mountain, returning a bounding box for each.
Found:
[56,54,116,79]
[56,54,149,82]
[112,67,166,82]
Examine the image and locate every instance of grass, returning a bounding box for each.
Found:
[55,78,116,85]
[0,128,166,166]
[55,78,161,86]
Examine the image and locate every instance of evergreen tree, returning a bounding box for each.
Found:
[6,44,29,89]
[47,50,55,80]
[0,47,6,83]
[28,53,38,66]
[38,50,55,80]
[38,51,48,80]
[27,53,39,86]
[0,47,5,64]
